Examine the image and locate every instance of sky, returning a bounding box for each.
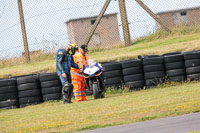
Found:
[0,0,200,58]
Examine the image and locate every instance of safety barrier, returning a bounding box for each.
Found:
[121,59,144,91]
[102,62,123,89]
[1,50,200,109]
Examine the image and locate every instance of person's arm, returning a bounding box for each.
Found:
[71,56,80,69]
[73,55,84,72]
[57,51,65,74]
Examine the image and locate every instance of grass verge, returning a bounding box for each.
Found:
[1,26,200,78]
[1,32,200,78]
[0,81,200,133]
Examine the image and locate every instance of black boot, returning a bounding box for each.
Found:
[63,98,72,104]
[63,100,72,104]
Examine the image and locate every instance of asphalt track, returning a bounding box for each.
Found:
[80,112,200,133]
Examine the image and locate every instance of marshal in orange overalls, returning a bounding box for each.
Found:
[71,51,88,102]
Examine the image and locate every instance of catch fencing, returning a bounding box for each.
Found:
[0,0,200,64]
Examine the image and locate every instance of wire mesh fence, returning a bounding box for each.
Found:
[0,0,200,65]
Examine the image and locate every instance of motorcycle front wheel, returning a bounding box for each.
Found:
[92,83,99,99]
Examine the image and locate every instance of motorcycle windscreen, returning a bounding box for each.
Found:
[83,66,99,77]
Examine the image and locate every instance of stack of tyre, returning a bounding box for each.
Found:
[163,52,186,82]
[0,79,18,109]
[143,56,165,88]
[184,51,200,81]
[39,72,62,101]
[103,62,123,88]
[121,59,144,90]
[17,75,42,108]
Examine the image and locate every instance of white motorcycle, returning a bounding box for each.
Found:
[83,61,105,99]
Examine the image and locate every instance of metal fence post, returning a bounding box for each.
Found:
[85,0,112,46]
[18,0,30,63]
[118,0,131,46]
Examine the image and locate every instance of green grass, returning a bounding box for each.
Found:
[1,81,200,133]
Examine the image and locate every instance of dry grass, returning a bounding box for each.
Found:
[1,26,200,78]
[89,34,200,62]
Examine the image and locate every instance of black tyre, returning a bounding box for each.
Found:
[19,96,42,104]
[42,93,62,101]
[39,72,59,82]
[105,76,123,85]
[0,99,18,108]
[123,74,144,82]
[17,76,39,85]
[169,75,186,82]
[103,70,122,79]
[162,52,182,56]
[101,92,105,98]
[11,74,38,79]
[185,59,200,67]
[164,54,184,63]
[0,92,18,101]
[125,80,144,88]
[0,79,16,87]
[1,106,18,110]
[41,86,62,95]
[40,80,61,88]
[18,89,41,98]
[143,64,164,73]
[146,85,157,89]
[184,51,200,60]
[166,69,186,77]
[0,86,17,94]
[120,59,142,69]
[20,102,41,108]
[145,78,164,86]
[165,61,185,70]
[143,56,164,65]
[187,73,200,81]
[17,82,40,91]
[144,71,165,79]
[92,83,99,99]
[122,67,143,75]
[102,62,121,71]
[186,66,200,75]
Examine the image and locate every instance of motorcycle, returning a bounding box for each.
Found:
[83,60,105,99]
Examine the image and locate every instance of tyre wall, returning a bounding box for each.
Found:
[39,72,62,101]
[102,62,123,88]
[0,78,18,109]
[184,51,200,81]
[121,59,144,91]
[1,50,200,110]
[163,52,186,82]
[16,75,42,108]
[142,56,165,88]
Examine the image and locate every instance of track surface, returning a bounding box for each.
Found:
[80,112,200,133]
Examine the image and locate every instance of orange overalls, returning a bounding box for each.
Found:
[71,52,88,102]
